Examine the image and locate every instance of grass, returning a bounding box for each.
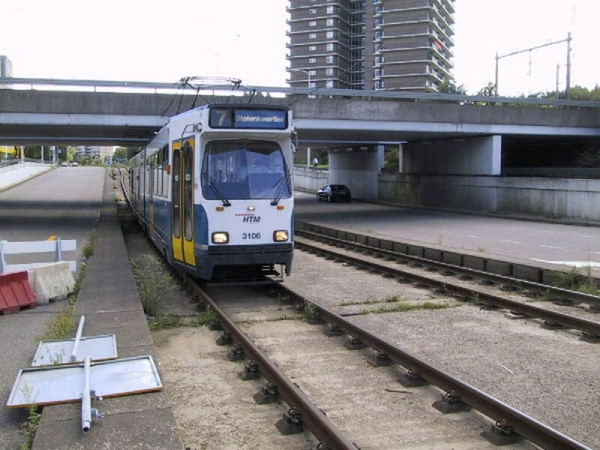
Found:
[552,265,600,296]
[43,307,76,340]
[19,405,41,450]
[130,255,178,323]
[361,301,451,315]
[190,310,218,327]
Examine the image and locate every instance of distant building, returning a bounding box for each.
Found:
[287,0,455,92]
[75,146,115,162]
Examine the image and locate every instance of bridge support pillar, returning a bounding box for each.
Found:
[404,135,502,176]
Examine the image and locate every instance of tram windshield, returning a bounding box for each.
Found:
[201,140,292,202]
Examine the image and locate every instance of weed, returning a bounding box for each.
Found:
[44,307,76,340]
[19,404,41,450]
[361,301,450,315]
[131,255,177,319]
[365,228,374,233]
[553,266,600,296]
[299,300,320,320]
[190,310,218,327]
[438,232,444,246]
[477,246,486,253]
[148,315,181,330]
[82,243,94,259]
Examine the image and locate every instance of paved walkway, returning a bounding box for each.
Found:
[31,170,182,449]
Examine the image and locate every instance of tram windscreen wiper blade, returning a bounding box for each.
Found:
[270,173,291,206]
[206,175,231,207]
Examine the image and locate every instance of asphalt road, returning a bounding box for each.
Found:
[294,191,600,276]
[0,167,105,450]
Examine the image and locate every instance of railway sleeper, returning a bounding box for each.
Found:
[240,361,261,381]
[432,390,470,414]
[253,382,279,405]
[324,324,344,337]
[275,408,304,435]
[227,344,245,361]
[216,332,233,346]
[344,336,366,350]
[398,369,428,388]
[367,351,393,367]
[580,331,600,343]
[480,419,523,446]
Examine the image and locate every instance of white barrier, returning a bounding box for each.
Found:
[28,261,76,305]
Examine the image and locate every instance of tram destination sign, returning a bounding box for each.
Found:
[209,106,288,130]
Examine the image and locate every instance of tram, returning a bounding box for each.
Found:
[129,103,295,282]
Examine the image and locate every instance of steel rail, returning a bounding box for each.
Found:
[295,238,600,339]
[296,229,600,309]
[185,275,358,450]
[277,284,594,450]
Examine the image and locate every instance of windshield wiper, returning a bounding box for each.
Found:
[270,173,291,206]
[203,174,231,206]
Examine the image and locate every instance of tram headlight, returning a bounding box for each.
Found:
[212,232,229,244]
[273,230,289,242]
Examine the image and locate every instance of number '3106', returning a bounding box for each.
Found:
[242,232,261,240]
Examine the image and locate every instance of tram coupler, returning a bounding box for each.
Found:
[324,324,344,337]
[432,390,470,414]
[240,361,260,381]
[253,382,279,405]
[344,336,366,350]
[276,408,304,435]
[480,419,522,446]
[227,344,245,361]
[398,369,428,388]
[368,351,393,367]
[209,320,223,331]
[216,332,232,346]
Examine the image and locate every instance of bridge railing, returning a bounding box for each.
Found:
[1,77,599,110]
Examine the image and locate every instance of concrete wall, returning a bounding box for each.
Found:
[295,167,600,222]
[293,166,329,192]
[329,150,379,200]
[0,162,53,190]
[379,173,600,222]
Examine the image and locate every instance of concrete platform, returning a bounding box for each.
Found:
[31,171,183,449]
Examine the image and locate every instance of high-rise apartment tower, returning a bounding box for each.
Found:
[287,0,455,92]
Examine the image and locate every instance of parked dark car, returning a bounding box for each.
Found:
[316,184,352,202]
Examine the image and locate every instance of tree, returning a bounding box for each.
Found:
[438,79,467,95]
[67,146,78,162]
[114,147,129,161]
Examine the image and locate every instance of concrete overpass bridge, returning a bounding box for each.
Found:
[1,77,600,221]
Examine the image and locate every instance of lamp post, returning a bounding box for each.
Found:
[289,68,311,91]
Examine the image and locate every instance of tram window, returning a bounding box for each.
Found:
[201,140,291,201]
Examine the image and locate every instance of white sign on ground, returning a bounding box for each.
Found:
[6,356,162,407]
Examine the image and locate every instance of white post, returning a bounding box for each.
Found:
[81,356,92,432]
[71,316,86,362]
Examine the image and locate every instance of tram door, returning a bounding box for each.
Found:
[171,138,196,266]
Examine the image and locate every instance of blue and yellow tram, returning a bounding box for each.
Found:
[129,103,294,281]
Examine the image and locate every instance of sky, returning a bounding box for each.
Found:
[1,0,599,96]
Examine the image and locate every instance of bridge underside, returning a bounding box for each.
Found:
[0,113,166,146]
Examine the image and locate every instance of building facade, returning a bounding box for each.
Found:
[287,0,455,92]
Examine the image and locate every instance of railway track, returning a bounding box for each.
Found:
[295,228,600,311]
[171,274,593,449]
[295,231,600,342]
